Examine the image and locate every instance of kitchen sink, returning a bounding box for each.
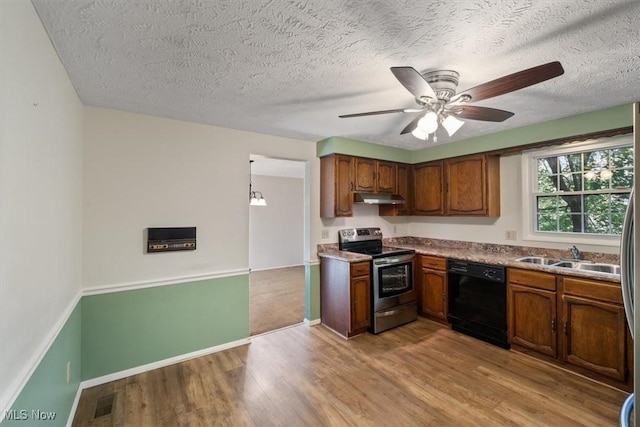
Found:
[570,263,621,274]
[514,257,620,275]
[551,261,580,268]
[514,256,559,265]
[552,260,620,275]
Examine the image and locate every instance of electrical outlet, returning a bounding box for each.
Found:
[321,229,329,239]
[505,230,517,241]
[66,361,71,384]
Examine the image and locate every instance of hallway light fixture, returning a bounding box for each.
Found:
[249,160,267,206]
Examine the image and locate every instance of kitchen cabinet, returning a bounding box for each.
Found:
[413,153,500,217]
[507,268,558,357]
[508,268,630,386]
[320,258,371,338]
[379,163,412,216]
[560,276,627,381]
[320,154,354,218]
[413,161,444,215]
[417,255,447,321]
[445,154,500,216]
[321,155,402,218]
[354,157,397,193]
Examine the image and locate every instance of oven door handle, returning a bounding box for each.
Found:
[377,308,405,317]
[373,254,415,265]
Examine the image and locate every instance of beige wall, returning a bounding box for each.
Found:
[0,0,84,411]
[82,107,320,289]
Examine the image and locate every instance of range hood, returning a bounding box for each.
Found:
[353,193,405,205]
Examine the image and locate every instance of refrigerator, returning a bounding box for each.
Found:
[620,102,640,426]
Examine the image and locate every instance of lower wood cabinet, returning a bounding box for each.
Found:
[320,258,370,338]
[508,269,557,357]
[560,277,627,381]
[417,255,447,321]
[508,268,630,386]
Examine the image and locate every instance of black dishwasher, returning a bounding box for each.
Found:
[447,259,509,349]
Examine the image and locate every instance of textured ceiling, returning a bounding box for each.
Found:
[32,0,640,150]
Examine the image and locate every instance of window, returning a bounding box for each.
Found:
[522,134,633,243]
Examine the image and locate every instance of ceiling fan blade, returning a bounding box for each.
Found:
[400,115,423,135]
[390,67,438,100]
[339,108,421,118]
[452,61,564,103]
[454,106,514,122]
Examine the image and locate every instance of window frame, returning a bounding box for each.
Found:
[521,134,633,247]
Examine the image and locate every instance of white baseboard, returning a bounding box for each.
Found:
[0,292,82,422]
[304,318,321,326]
[80,338,251,389]
[66,384,83,427]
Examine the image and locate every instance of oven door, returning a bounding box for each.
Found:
[373,254,415,311]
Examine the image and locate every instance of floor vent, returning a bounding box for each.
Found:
[94,393,115,419]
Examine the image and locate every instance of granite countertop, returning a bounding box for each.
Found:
[317,237,621,284]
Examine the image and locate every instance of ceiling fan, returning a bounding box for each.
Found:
[339,61,564,142]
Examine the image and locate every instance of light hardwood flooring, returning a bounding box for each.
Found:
[72,317,628,426]
[249,266,305,336]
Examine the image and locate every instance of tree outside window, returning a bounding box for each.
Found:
[534,144,633,235]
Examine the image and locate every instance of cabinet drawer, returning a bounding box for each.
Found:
[421,256,446,271]
[508,268,556,291]
[350,262,370,277]
[562,277,623,304]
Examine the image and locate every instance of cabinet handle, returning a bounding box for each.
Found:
[350,182,353,191]
[551,319,556,333]
[563,322,568,335]
[442,292,445,301]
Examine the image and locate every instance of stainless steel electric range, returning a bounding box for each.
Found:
[338,228,417,334]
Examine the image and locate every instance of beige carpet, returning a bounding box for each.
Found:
[249,266,305,335]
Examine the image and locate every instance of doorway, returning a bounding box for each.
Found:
[248,155,306,335]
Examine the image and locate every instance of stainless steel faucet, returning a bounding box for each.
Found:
[569,245,581,260]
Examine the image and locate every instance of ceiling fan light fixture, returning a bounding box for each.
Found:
[442,114,465,136]
[411,127,428,140]
[417,111,438,134]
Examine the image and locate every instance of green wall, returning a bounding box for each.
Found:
[1,303,81,427]
[317,136,412,162]
[305,263,320,321]
[318,104,633,162]
[81,275,249,380]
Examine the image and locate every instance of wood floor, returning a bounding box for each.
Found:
[249,266,305,336]
[72,317,628,426]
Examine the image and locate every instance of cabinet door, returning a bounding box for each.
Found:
[561,295,626,381]
[335,155,354,216]
[446,155,486,215]
[376,161,397,193]
[420,268,447,320]
[413,161,444,215]
[354,158,376,192]
[395,163,412,215]
[508,283,557,357]
[351,275,371,331]
[379,163,411,216]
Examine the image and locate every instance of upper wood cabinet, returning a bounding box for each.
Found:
[379,163,412,216]
[354,158,397,194]
[322,154,402,218]
[413,161,444,215]
[413,153,500,217]
[321,155,354,218]
[445,154,500,216]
